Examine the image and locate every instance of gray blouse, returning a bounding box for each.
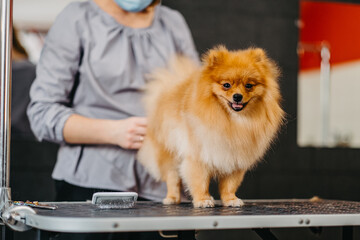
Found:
[27,0,199,201]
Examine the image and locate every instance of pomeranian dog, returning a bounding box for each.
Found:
[138,46,285,208]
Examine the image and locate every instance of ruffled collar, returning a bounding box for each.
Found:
[88,0,161,35]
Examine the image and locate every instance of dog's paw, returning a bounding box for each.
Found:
[163,197,180,205]
[193,197,215,208]
[222,198,244,207]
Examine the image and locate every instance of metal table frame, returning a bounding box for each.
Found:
[8,199,360,240]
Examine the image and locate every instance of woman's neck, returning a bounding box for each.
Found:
[93,0,156,28]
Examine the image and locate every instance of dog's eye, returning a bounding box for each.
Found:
[223,83,231,89]
[245,83,253,89]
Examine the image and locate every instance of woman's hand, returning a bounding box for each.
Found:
[108,117,147,150]
[63,114,147,150]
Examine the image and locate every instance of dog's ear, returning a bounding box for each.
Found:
[251,48,267,62]
[202,45,228,67]
[251,48,280,79]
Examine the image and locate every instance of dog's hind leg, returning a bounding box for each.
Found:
[180,157,215,208]
[157,148,181,205]
[218,169,246,207]
[163,169,182,205]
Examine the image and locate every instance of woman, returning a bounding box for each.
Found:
[28,0,198,239]
[27,0,198,210]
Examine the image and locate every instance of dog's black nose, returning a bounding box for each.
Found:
[233,94,243,103]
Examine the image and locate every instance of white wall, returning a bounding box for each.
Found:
[298,60,360,148]
[13,0,85,30]
[13,0,85,62]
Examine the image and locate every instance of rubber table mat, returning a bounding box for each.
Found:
[32,199,360,217]
[24,199,360,233]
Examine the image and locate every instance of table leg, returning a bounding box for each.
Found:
[1,225,13,240]
[342,226,353,240]
[253,228,279,240]
[35,230,53,240]
[178,230,196,240]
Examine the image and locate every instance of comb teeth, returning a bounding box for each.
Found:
[92,192,138,209]
[95,197,136,209]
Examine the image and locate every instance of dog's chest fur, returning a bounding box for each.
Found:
[166,113,272,175]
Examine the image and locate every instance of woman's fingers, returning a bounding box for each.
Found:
[109,117,148,149]
[136,126,147,136]
[128,141,143,150]
[133,135,145,143]
[132,117,147,127]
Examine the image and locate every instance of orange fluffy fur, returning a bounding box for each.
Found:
[138,46,285,208]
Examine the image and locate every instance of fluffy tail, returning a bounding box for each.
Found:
[138,55,198,180]
[143,55,198,114]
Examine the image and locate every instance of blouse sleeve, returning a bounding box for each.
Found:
[162,7,200,63]
[27,3,83,143]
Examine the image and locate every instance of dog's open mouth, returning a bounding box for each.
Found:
[228,101,248,112]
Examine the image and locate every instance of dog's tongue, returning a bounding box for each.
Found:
[232,103,243,109]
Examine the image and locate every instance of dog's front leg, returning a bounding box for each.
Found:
[219,169,246,207]
[180,158,215,208]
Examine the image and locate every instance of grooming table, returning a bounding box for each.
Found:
[11,199,360,240]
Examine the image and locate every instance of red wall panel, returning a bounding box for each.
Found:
[299,1,360,70]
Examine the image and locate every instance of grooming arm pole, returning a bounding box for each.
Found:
[0,1,35,232]
[0,0,13,215]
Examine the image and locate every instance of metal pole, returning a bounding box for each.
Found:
[0,0,13,215]
[320,46,331,147]
[0,3,36,232]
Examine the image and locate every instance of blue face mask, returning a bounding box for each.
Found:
[114,0,153,12]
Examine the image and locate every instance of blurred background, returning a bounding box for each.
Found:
[8,0,360,239]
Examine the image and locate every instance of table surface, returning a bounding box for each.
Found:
[24,199,360,233]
